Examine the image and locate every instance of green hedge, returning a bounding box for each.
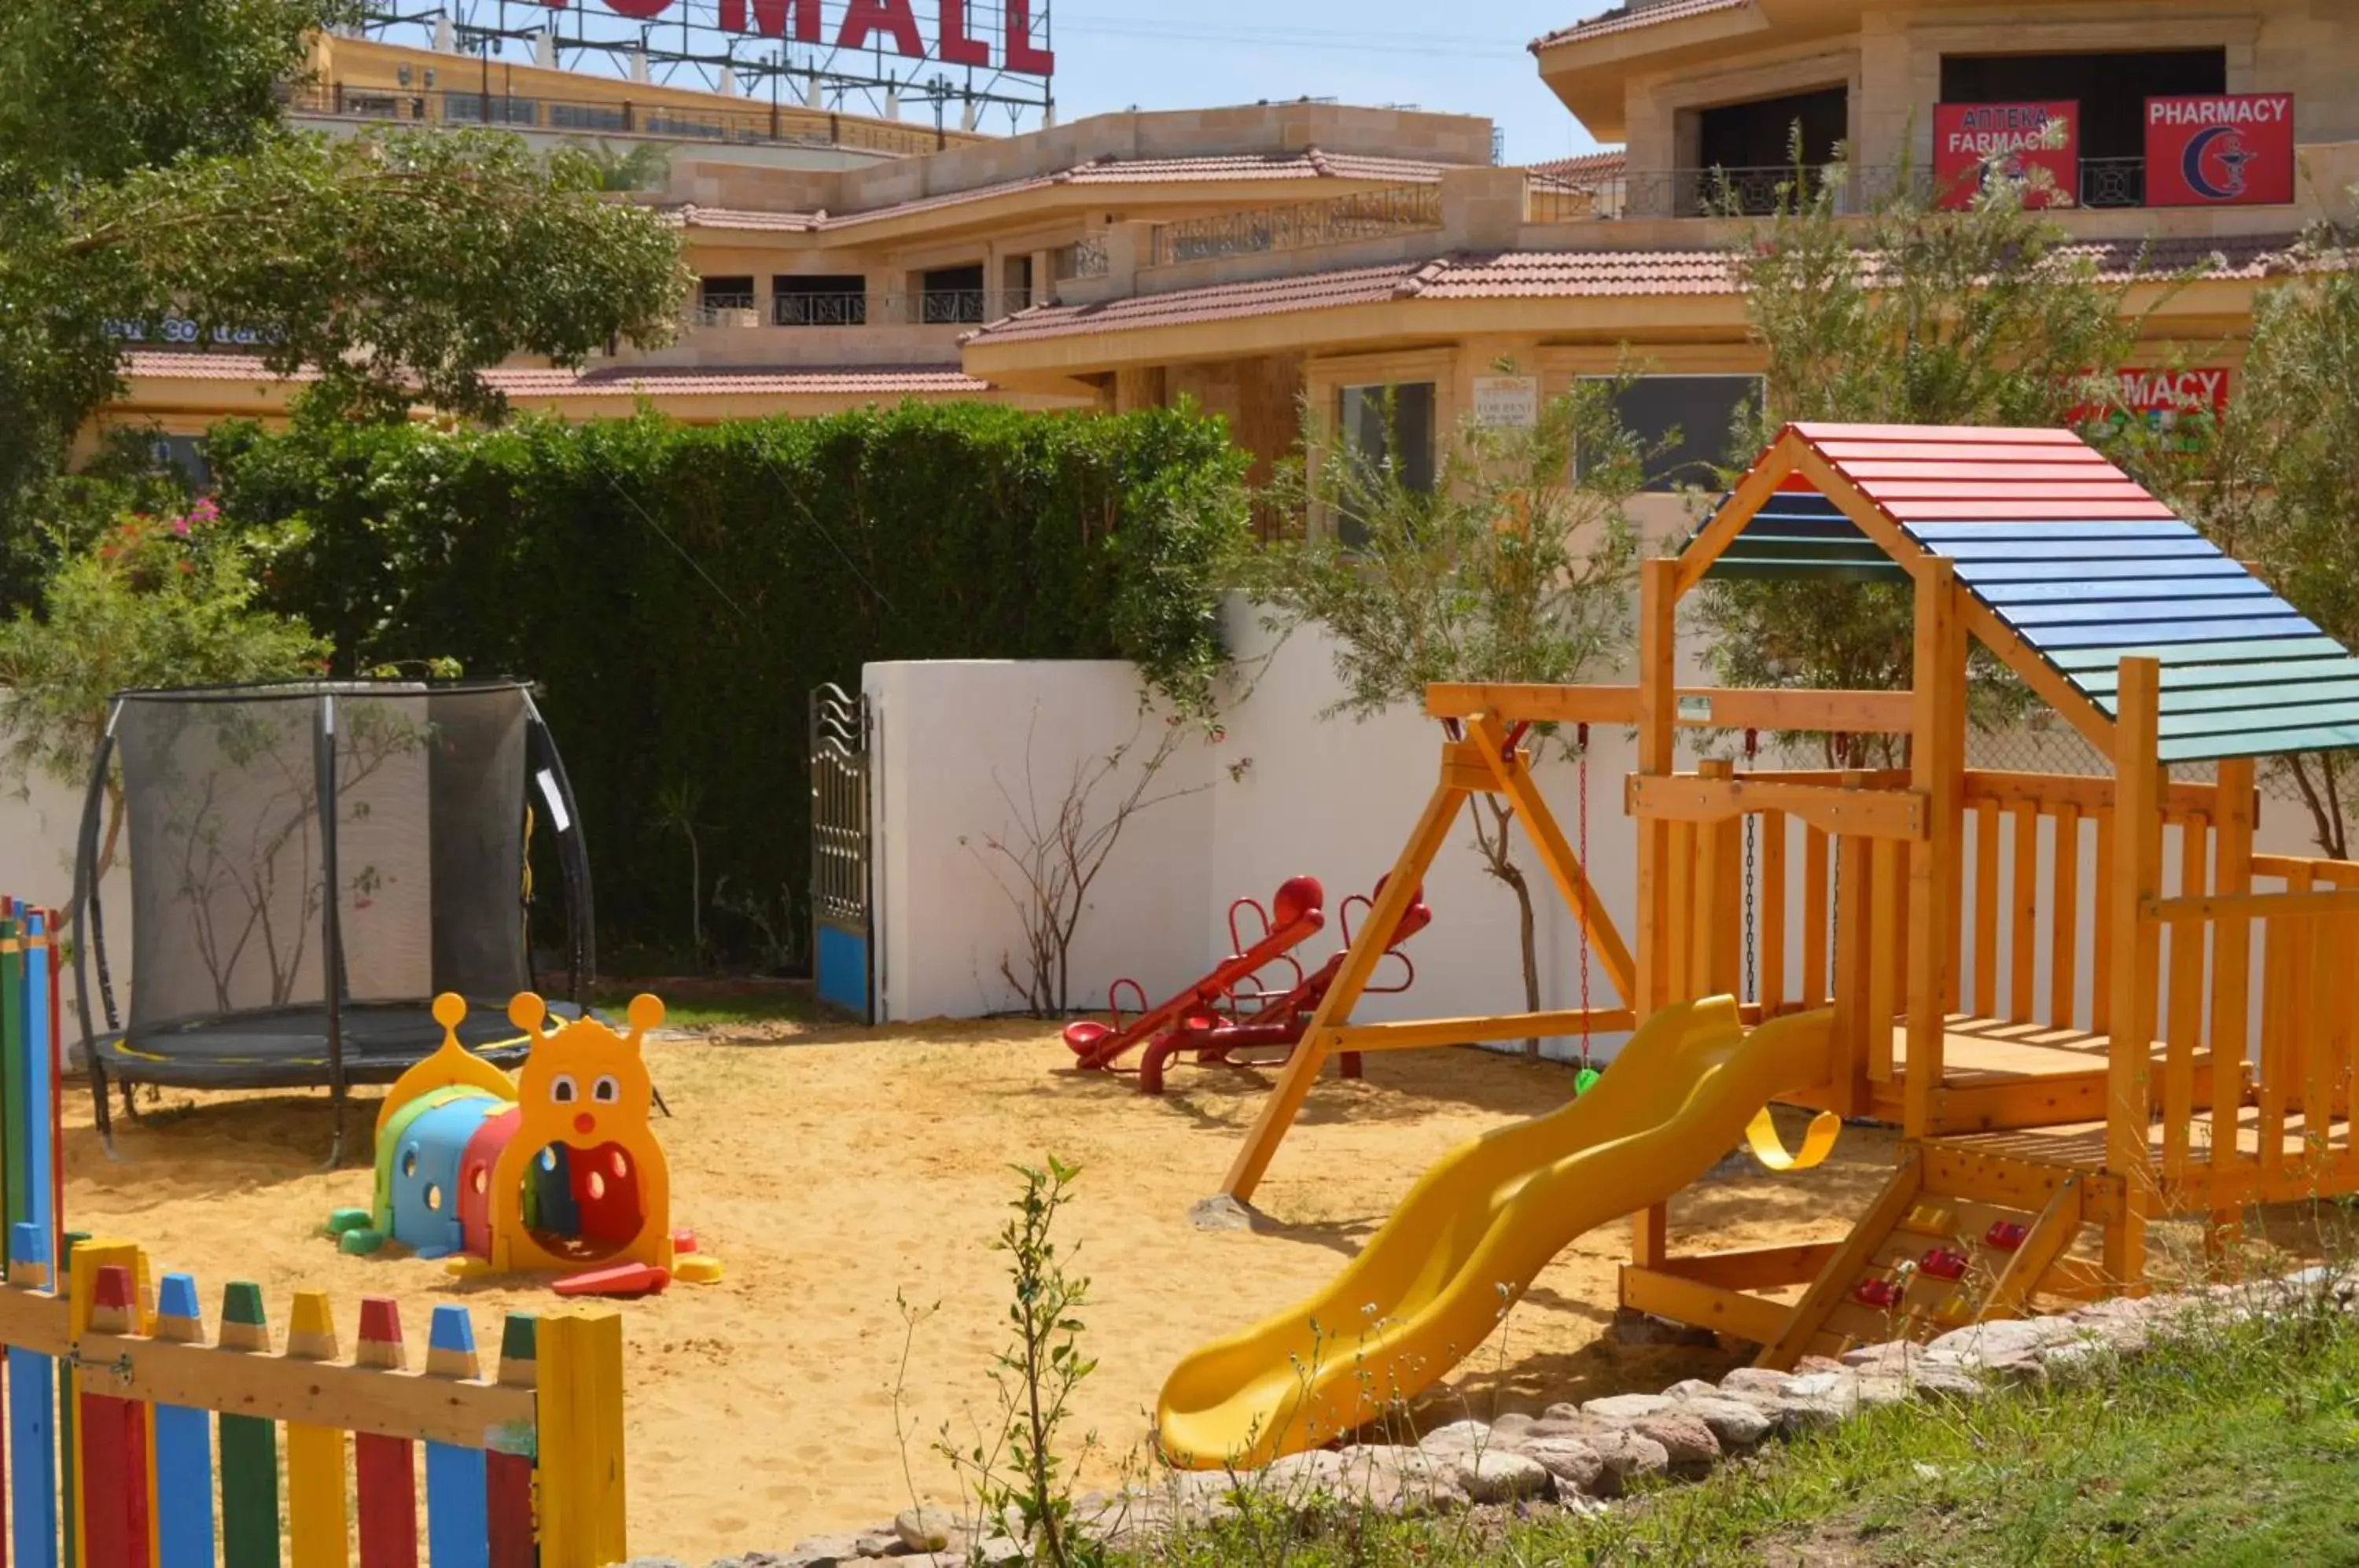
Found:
[207,403,1250,967]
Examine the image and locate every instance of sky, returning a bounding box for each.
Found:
[1040,1,1611,166]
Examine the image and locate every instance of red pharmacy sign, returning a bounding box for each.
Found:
[1933,101,2078,210]
[2145,94,2295,206]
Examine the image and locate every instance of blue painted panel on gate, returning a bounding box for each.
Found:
[817,923,870,1019]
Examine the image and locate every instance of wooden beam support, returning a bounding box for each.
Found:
[1220,771,1467,1204]
[2104,657,2163,1287]
[1756,1148,1923,1371]
[1469,712,1639,1003]
[1654,1242,1840,1290]
[1966,770,2224,821]
[1980,1174,2088,1320]
[1672,432,1810,598]
[1423,684,1643,724]
[1628,775,1927,841]
[2146,887,2359,923]
[1906,561,1963,1138]
[1322,1009,1636,1053]
[1956,594,2118,756]
[1619,1267,1792,1346]
[1668,687,1918,734]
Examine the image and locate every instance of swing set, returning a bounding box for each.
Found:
[1205,420,2359,1369]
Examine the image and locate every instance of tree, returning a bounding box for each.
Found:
[1691,152,2171,760]
[2155,204,2359,855]
[0,0,686,598]
[1251,380,1644,1052]
[0,499,329,892]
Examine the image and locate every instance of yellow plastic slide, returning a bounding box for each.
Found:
[1157,998,1835,1469]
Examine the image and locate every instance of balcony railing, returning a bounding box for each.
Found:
[1052,235,1110,282]
[1532,156,2190,222]
[1149,184,1442,268]
[682,290,1036,330]
[277,83,956,157]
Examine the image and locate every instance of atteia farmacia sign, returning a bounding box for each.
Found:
[573,0,1054,75]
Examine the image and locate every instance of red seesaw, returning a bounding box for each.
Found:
[1136,881,1430,1094]
[1062,876,1329,1073]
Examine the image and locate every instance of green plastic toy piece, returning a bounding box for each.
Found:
[326,1207,372,1235]
[337,1228,388,1256]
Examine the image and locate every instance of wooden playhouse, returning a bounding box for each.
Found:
[1218,420,2359,1366]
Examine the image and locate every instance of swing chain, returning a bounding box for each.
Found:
[1742,728,1758,1000]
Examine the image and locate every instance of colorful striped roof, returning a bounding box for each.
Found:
[1695,422,2358,764]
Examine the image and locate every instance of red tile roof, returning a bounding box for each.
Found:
[487,363,988,397]
[1531,0,1755,51]
[967,232,2306,344]
[1529,150,1628,186]
[120,351,986,399]
[673,148,1456,234]
[120,351,315,383]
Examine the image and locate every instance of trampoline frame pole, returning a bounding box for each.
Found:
[525,698,597,1010]
[317,694,349,1166]
[73,717,118,1155]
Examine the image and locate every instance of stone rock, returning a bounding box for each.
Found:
[1664,1378,1723,1401]
[1338,1444,1471,1515]
[1540,1401,1585,1422]
[850,1532,900,1559]
[748,1537,862,1568]
[1452,1449,1554,1503]
[2037,1338,2113,1383]
[1669,1394,1772,1451]
[1581,1393,1675,1426]
[1630,1411,1720,1478]
[1417,1419,1493,1452]
[894,1507,962,1554]
[1849,1374,1912,1410]
[1262,1450,1349,1495]
[1901,1364,1985,1403]
[1073,1490,1173,1550]
[1488,1412,1537,1444]
[1522,1417,1592,1441]
[1187,1194,1257,1232]
[1517,1437,1606,1496]
[1794,1353,1849,1375]
[1924,1318,2055,1370]
[972,1540,1024,1567]
[1584,1428,1671,1498]
[1606,1307,1720,1347]
[1717,1367,1794,1397]
[1841,1341,1938,1375]
[621,1560,693,1568]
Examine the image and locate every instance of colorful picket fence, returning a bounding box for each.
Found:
[0,898,632,1567]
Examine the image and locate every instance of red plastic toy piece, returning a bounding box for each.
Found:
[1062,877,1327,1072]
[1135,879,1431,1095]
[554,1261,672,1297]
[1985,1220,2030,1251]
[1853,1277,1901,1309]
[1919,1248,1970,1280]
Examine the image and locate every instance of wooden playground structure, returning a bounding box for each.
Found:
[1219,421,2359,1367]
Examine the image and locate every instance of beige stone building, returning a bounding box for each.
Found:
[101,2,2359,501]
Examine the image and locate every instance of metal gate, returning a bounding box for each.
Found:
[809,683,874,1021]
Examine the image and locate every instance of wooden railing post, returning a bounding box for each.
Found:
[538,1307,627,1568]
[2105,656,2163,1286]
[1633,559,1678,1268]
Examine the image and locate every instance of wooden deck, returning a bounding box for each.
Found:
[1776,1014,2239,1133]
[1936,1108,2359,1212]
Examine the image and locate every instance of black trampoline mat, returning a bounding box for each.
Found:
[94,999,580,1089]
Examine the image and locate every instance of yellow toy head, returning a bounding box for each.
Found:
[488,992,673,1275]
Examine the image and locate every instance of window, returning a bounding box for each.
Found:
[695,276,758,326]
[1693,86,1849,214]
[442,94,537,127]
[550,102,627,133]
[1941,49,2227,208]
[1334,382,1437,545]
[773,274,868,326]
[1581,375,1761,493]
[919,263,988,325]
[146,435,211,488]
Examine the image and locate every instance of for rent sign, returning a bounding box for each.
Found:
[1934,101,2077,210]
[569,0,1053,74]
[2145,94,2294,206]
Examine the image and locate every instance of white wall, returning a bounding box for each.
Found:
[865,605,2344,1057]
[865,661,1214,1024]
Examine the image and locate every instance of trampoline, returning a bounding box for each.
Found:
[70,680,594,1158]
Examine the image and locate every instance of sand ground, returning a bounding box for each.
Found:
[64,1025,1904,1560]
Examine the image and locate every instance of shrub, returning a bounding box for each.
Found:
[207,402,1251,966]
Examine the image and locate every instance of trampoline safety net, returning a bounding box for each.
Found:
[88,682,586,1090]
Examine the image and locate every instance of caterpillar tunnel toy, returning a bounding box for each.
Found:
[329,992,722,1297]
